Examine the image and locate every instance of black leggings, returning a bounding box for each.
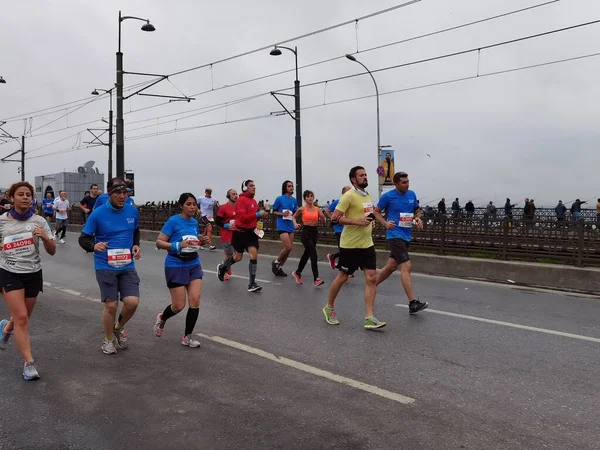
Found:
[297,226,319,280]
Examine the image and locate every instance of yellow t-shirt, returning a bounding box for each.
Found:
[336,189,374,249]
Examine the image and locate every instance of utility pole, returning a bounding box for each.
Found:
[0,123,25,179]
[21,135,25,181]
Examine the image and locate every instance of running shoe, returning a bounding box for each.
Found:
[0,319,11,350]
[364,316,387,329]
[314,278,325,287]
[209,245,217,251]
[327,253,336,270]
[227,269,232,275]
[271,260,279,275]
[223,275,230,281]
[113,328,128,349]
[276,268,287,277]
[292,270,303,285]
[101,338,117,355]
[217,263,226,282]
[153,313,165,337]
[322,306,339,325]
[199,246,206,251]
[59,239,65,244]
[409,299,429,315]
[247,283,263,293]
[182,335,201,348]
[23,361,40,381]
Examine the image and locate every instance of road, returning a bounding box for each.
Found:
[1,233,599,449]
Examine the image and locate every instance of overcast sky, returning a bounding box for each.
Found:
[1,0,599,208]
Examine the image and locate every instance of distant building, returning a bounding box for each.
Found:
[34,161,104,205]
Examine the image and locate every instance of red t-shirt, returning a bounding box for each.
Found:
[235,192,259,230]
[217,203,236,242]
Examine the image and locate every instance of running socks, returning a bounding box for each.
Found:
[162,305,180,322]
[249,259,258,285]
[185,306,200,336]
[222,256,237,271]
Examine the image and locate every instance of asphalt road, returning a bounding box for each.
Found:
[1,233,599,449]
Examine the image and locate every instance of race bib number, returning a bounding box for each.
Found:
[282,209,293,220]
[107,249,132,268]
[181,235,201,253]
[363,203,374,217]
[254,228,265,238]
[229,219,237,231]
[399,213,414,228]
[3,232,35,257]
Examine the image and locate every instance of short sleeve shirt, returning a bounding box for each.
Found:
[336,189,374,249]
[0,214,53,273]
[53,199,70,220]
[199,197,215,218]
[377,189,418,241]
[160,215,200,268]
[329,200,343,234]
[272,195,298,233]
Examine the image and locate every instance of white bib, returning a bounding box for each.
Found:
[363,203,374,217]
[399,213,414,228]
[282,209,293,220]
[181,235,201,253]
[107,249,132,268]
[3,232,35,257]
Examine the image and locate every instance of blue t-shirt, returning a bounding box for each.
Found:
[42,198,54,214]
[160,215,201,268]
[329,200,343,234]
[377,189,419,241]
[82,202,140,271]
[272,195,298,232]
[93,193,133,210]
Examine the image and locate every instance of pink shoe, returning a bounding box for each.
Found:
[153,313,164,337]
[314,278,325,286]
[292,270,303,285]
[327,253,336,270]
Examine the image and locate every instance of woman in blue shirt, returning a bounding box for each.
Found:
[153,193,207,348]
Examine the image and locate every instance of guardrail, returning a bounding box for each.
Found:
[66,207,600,267]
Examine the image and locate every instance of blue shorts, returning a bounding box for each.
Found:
[95,269,140,303]
[165,264,203,289]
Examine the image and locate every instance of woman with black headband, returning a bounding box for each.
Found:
[153,193,207,348]
[0,182,56,381]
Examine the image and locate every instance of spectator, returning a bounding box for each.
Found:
[555,200,567,222]
[0,191,11,215]
[451,198,460,218]
[523,198,532,221]
[264,199,271,213]
[486,201,497,218]
[504,198,516,226]
[465,200,475,219]
[596,198,600,223]
[437,198,446,216]
[529,199,537,218]
[571,199,586,221]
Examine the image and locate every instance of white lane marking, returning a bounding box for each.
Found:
[197,333,415,405]
[203,269,271,284]
[44,282,100,303]
[395,305,600,343]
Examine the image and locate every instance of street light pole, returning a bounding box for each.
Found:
[270,46,302,206]
[346,54,381,195]
[21,135,25,182]
[116,11,155,180]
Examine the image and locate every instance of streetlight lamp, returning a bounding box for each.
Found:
[0,77,6,84]
[91,88,114,180]
[270,45,302,206]
[116,11,155,179]
[346,54,382,195]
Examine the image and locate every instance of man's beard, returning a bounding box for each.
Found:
[358,180,368,189]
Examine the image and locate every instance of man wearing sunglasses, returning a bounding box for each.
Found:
[79,178,141,355]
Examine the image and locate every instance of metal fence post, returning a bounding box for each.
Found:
[440,217,446,255]
[577,219,584,267]
[502,218,509,260]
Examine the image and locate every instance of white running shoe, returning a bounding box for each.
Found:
[181,335,201,348]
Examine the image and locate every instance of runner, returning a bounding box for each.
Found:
[271,180,299,277]
[217,180,268,292]
[292,190,326,286]
[93,182,134,210]
[41,192,55,231]
[53,190,70,244]
[373,172,428,314]
[0,182,56,380]
[153,193,206,347]
[78,177,141,355]
[79,184,100,222]
[327,185,351,271]
[324,166,386,329]
[215,188,238,281]
[198,188,217,251]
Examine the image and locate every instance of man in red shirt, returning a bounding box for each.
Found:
[215,188,238,281]
[217,180,268,292]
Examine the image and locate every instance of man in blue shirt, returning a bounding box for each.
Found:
[42,192,55,226]
[271,180,299,277]
[374,171,428,315]
[93,184,134,210]
[326,185,351,270]
[79,177,141,355]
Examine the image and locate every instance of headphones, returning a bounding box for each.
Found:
[241,180,250,192]
[226,189,232,200]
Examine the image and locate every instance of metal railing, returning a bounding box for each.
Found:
[67,207,600,267]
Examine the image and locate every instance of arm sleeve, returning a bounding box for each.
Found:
[133,228,140,246]
[215,213,225,228]
[79,233,95,253]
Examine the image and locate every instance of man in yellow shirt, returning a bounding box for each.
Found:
[324,166,386,329]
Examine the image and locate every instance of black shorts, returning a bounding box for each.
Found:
[200,216,214,227]
[0,269,43,298]
[338,246,377,275]
[165,265,203,289]
[388,238,410,264]
[232,230,259,254]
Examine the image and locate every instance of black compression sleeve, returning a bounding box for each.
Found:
[79,233,95,253]
[133,228,140,246]
[215,215,225,228]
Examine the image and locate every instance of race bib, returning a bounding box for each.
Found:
[181,235,201,253]
[107,249,132,268]
[254,228,265,238]
[363,203,374,217]
[3,232,35,257]
[282,209,293,220]
[207,216,214,222]
[229,219,237,231]
[399,213,414,228]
